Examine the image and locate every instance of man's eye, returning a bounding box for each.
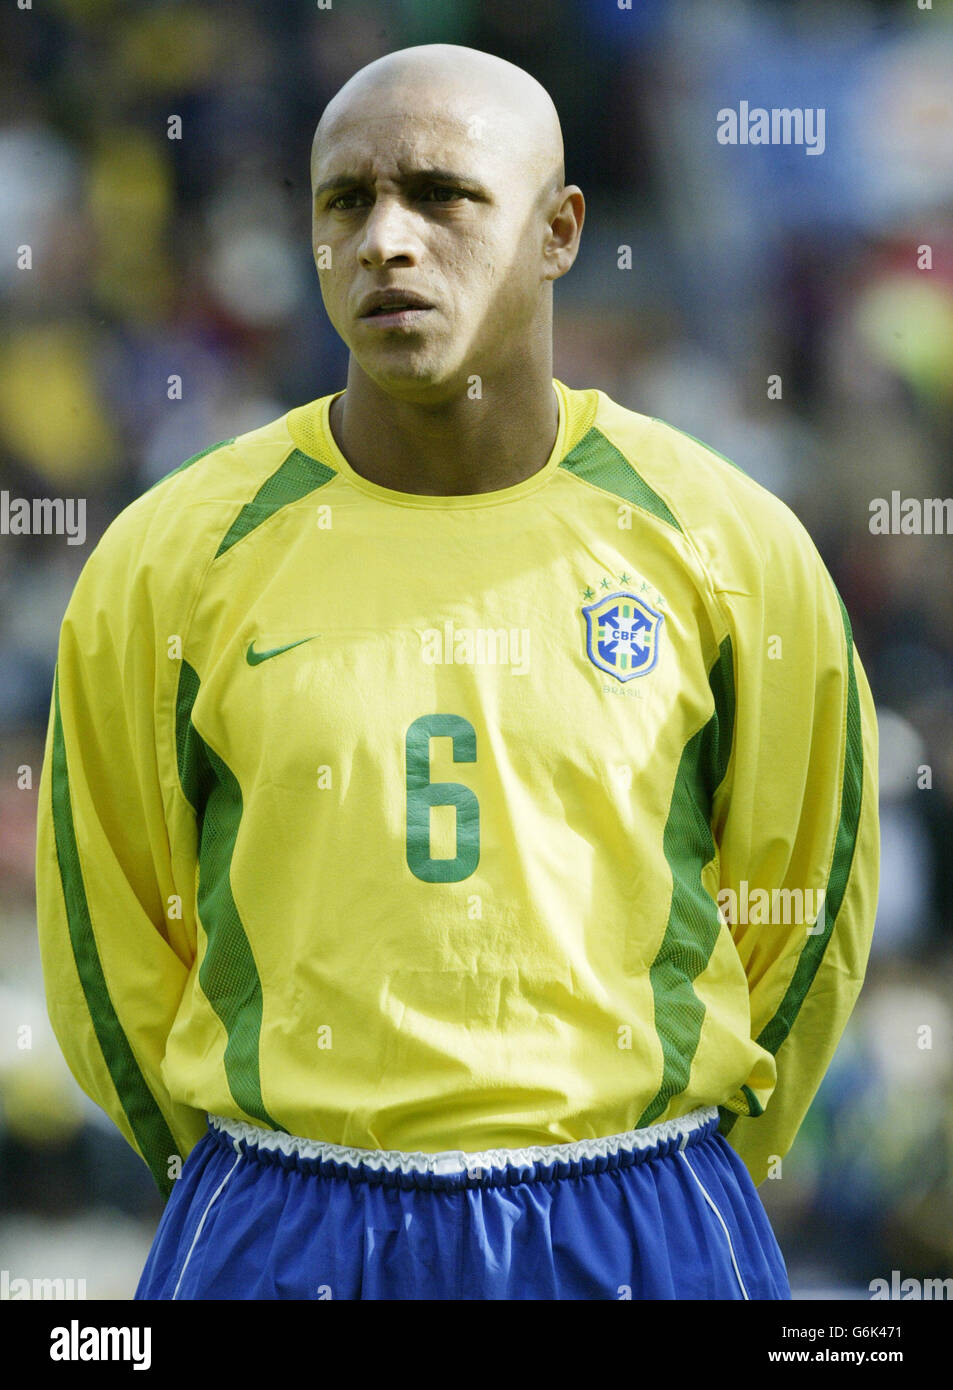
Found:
[423,186,464,202]
[326,186,466,211]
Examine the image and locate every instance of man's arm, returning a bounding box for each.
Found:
[35,506,208,1196]
[711,515,880,1186]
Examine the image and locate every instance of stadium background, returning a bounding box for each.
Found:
[1,0,951,1299]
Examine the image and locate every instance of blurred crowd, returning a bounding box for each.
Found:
[1,0,952,1298]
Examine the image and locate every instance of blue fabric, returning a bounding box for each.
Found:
[136,1116,790,1300]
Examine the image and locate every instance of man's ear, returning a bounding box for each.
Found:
[543,186,585,283]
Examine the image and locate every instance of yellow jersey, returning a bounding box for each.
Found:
[35,378,879,1195]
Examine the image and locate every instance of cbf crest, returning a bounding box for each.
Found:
[582,591,664,682]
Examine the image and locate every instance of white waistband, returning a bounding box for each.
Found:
[209,1107,719,1177]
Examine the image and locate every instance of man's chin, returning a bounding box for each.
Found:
[355,353,470,404]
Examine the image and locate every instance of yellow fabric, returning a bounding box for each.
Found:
[36,379,879,1190]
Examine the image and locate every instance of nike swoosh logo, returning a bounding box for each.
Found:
[246,637,317,666]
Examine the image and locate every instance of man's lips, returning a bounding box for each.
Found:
[360,306,433,328]
[359,290,434,319]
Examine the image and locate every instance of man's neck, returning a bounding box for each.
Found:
[328,368,560,496]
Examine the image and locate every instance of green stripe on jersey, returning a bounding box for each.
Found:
[145,439,235,494]
[755,592,864,1058]
[215,448,336,558]
[654,420,750,478]
[559,428,681,531]
[638,635,735,1127]
[741,1084,764,1117]
[176,660,283,1132]
[718,1087,761,1137]
[50,667,178,1196]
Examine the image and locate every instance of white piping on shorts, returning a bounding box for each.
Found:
[171,1140,243,1300]
[207,1106,719,1177]
[678,1133,750,1300]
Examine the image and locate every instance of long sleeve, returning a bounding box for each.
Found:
[35,506,208,1196]
[711,518,880,1186]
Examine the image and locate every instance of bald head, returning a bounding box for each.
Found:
[308,43,584,404]
[312,44,565,199]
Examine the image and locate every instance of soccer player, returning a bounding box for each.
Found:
[36,44,879,1300]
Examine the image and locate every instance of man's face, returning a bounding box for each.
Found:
[311,91,556,399]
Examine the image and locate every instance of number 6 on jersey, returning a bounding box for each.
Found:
[405,713,480,883]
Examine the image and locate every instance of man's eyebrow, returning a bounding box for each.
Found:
[314,168,489,198]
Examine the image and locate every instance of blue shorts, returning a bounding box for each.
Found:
[135,1108,790,1300]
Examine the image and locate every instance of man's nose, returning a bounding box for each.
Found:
[358,196,420,267]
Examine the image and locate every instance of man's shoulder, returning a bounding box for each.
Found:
[65,400,338,620]
[137,404,326,522]
[571,384,824,593]
[580,385,802,533]
[86,400,337,573]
